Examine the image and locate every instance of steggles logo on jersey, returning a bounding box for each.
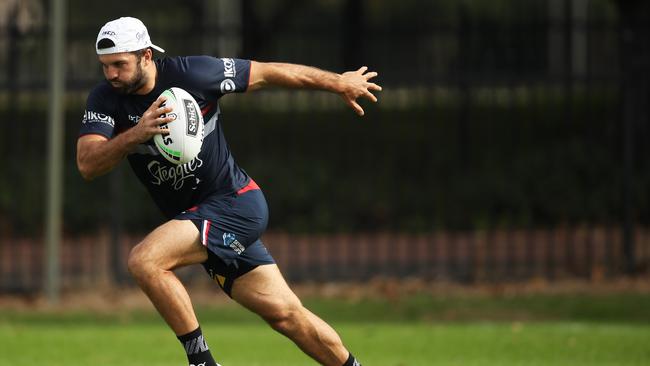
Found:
[147,156,204,190]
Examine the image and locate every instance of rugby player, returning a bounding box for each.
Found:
[77,17,380,366]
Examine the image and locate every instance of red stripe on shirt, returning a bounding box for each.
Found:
[201,102,214,116]
[237,179,260,195]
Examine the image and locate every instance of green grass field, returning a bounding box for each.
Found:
[1,291,650,366]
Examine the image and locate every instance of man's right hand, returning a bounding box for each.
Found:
[76,96,175,181]
[129,95,174,144]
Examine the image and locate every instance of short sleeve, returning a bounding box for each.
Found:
[183,56,251,97]
[79,85,117,139]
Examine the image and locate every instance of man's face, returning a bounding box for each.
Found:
[98,52,147,94]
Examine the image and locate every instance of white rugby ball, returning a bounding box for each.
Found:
[154,87,205,165]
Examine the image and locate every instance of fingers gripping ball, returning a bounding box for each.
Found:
[154,87,205,165]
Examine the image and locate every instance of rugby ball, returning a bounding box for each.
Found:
[153,87,205,165]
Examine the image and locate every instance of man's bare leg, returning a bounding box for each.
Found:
[231,264,354,366]
[127,219,216,365]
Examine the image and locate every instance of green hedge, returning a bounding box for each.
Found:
[0,89,637,234]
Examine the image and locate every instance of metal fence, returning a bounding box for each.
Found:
[1,0,650,293]
[2,227,649,292]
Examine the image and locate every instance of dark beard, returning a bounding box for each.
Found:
[109,64,147,95]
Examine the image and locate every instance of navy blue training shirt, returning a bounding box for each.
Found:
[79,56,252,218]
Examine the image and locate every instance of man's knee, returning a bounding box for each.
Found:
[127,243,157,280]
[262,297,306,335]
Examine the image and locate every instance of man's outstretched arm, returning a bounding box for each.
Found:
[247,61,382,116]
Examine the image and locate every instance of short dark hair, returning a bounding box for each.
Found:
[130,48,146,61]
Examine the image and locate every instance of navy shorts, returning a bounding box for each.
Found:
[175,180,275,296]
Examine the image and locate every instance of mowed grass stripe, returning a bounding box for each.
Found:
[1,322,649,366]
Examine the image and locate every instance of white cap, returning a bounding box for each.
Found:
[96,17,165,55]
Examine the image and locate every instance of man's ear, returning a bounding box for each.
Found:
[143,48,154,65]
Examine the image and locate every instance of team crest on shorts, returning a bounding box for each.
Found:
[223,232,245,255]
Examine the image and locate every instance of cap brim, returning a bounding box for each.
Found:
[151,44,165,53]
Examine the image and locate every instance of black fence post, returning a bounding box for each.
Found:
[110,166,125,284]
[621,82,635,276]
[342,0,363,70]
[617,0,650,275]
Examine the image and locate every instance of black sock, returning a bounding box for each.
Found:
[343,352,361,366]
[177,326,218,366]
